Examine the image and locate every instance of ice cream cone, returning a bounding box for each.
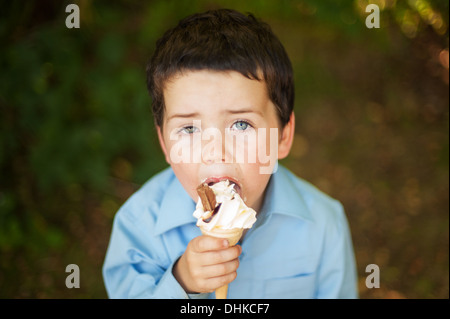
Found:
[200,227,243,299]
[200,227,243,246]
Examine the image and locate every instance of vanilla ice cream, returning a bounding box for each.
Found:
[193,180,257,232]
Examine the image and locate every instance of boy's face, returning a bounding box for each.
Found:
[157,70,294,212]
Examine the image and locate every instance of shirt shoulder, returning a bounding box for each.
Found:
[274,166,346,226]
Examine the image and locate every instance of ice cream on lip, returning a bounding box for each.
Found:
[203,176,243,196]
[193,180,257,232]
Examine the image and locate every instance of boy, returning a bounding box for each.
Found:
[102,9,358,298]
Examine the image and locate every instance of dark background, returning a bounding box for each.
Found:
[0,0,448,298]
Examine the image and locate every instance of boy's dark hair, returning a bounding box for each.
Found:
[146,9,294,127]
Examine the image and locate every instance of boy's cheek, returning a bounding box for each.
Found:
[225,129,279,168]
[170,163,200,199]
[164,133,203,164]
[255,128,279,174]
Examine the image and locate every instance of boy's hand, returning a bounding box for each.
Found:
[173,235,242,294]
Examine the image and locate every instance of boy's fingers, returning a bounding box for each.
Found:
[193,235,229,252]
[201,259,240,279]
[199,246,241,266]
[208,272,238,291]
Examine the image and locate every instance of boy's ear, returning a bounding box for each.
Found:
[278,112,295,160]
[156,125,171,164]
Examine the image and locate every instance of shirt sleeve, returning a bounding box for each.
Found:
[102,208,208,299]
[315,201,359,299]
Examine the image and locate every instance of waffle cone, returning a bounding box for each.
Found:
[200,227,243,246]
[200,227,243,299]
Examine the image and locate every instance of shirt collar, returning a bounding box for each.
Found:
[154,172,197,236]
[260,165,313,222]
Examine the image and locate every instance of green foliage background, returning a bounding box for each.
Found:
[0,0,448,298]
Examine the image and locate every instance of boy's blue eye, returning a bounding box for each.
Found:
[232,120,251,131]
[180,126,198,134]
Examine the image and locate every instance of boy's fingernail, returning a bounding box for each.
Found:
[223,239,229,247]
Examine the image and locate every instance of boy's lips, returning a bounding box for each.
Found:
[203,176,242,196]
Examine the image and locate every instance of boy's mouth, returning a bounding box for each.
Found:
[203,176,242,197]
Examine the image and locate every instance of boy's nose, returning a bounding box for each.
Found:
[201,129,228,164]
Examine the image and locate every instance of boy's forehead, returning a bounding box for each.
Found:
[162,70,277,122]
[165,69,263,89]
[164,70,268,105]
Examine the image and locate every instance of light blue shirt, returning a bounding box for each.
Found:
[102,165,358,298]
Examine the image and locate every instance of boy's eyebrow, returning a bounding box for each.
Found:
[167,109,263,121]
[167,112,200,121]
[226,109,263,117]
